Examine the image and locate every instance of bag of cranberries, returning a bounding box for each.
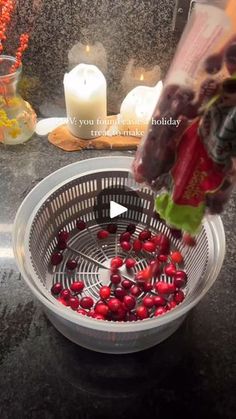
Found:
[133,0,236,236]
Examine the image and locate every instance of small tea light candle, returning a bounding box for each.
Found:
[121,59,161,94]
[64,64,107,139]
[119,81,163,134]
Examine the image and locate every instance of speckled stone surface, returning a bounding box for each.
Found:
[0,137,236,419]
[4,0,190,116]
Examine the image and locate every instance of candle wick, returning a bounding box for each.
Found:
[84,79,86,85]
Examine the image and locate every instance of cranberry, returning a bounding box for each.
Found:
[80,296,94,309]
[120,232,131,242]
[57,230,69,242]
[155,282,176,295]
[174,290,185,304]
[123,295,136,310]
[69,296,80,310]
[125,258,136,269]
[133,239,143,252]
[142,296,154,308]
[126,224,136,234]
[143,241,156,253]
[51,252,63,266]
[136,305,149,320]
[107,223,117,234]
[142,282,153,292]
[76,219,86,230]
[87,309,95,317]
[94,314,105,320]
[170,228,182,240]
[170,251,183,264]
[60,288,71,301]
[110,273,121,285]
[114,287,126,300]
[99,286,111,300]
[153,295,166,306]
[58,297,70,306]
[57,241,67,250]
[121,279,133,289]
[108,298,121,313]
[152,233,170,254]
[149,260,160,277]
[70,281,84,293]
[166,300,177,310]
[66,259,77,271]
[182,233,196,247]
[174,270,187,288]
[97,230,109,240]
[77,308,87,316]
[121,241,132,251]
[95,303,109,316]
[130,285,142,297]
[164,263,176,277]
[111,257,123,269]
[158,254,168,262]
[112,306,127,321]
[154,306,166,316]
[51,282,63,295]
[126,312,137,321]
[139,230,151,241]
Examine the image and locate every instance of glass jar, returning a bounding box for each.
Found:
[0,55,36,145]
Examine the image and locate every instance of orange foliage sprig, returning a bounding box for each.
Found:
[0,0,29,73]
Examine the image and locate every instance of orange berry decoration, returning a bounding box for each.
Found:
[170,251,183,264]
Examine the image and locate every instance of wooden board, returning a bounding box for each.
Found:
[48,115,141,152]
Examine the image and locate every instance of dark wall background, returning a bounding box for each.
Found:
[4,0,191,116]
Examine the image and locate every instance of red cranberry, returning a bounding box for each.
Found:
[120,232,131,242]
[51,282,63,295]
[60,288,71,301]
[112,306,127,321]
[170,228,182,240]
[69,296,80,310]
[136,305,149,320]
[126,224,136,234]
[110,273,121,285]
[123,295,136,310]
[126,312,137,321]
[164,263,176,277]
[95,303,109,316]
[121,279,133,289]
[97,229,109,240]
[114,287,126,300]
[142,296,154,308]
[154,306,166,316]
[58,297,70,306]
[170,251,183,264]
[87,309,95,317]
[121,241,131,251]
[51,252,63,266]
[135,265,153,283]
[108,298,121,313]
[94,314,105,320]
[166,300,177,311]
[149,260,160,277]
[70,281,84,293]
[111,257,123,269]
[152,233,170,254]
[99,286,111,300]
[80,296,94,309]
[133,239,143,252]
[153,295,166,306]
[57,230,69,242]
[130,285,142,297]
[174,290,185,304]
[66,259,77,271]
[182,233,196,247]
[125,258,136,269]
[142,282,153,292]
[143,241,156,253]
[174,270,187,288]
[76,219,86,230]
[77,308,87,316]
[139,230,151,241]
[158,254,168,262]
[57,241,67,250]
[107,223,117,234]
[155,282,176,295]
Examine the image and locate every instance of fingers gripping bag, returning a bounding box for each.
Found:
[133,0,236,236]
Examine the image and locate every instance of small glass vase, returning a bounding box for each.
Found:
[0,55,36,145]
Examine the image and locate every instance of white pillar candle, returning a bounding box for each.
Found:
[64,64,107,139]
[120,81,163,131]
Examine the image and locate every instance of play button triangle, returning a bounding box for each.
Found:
[110,201,128,219]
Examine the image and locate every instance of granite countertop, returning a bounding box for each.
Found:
[0,136,236,419]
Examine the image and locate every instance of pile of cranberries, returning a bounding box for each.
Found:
[50,220,190,322]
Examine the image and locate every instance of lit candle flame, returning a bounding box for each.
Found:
[86,45,90,53]
[140,74,144,81]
